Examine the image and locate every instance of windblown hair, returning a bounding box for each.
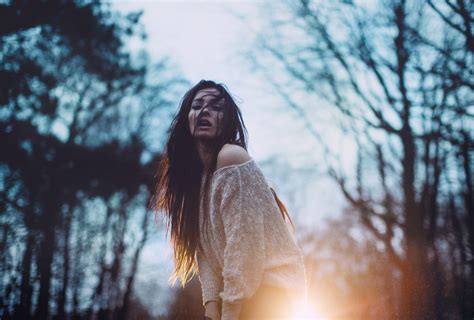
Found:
[151,80,294,287]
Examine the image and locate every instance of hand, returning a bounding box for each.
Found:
[205,300,221,320]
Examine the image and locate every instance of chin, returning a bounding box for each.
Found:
[194,132,214,139]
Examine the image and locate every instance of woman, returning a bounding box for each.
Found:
[152,80,307,319]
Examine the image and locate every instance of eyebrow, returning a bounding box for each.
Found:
[192,95,224,104]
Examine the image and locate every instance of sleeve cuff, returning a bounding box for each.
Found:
[201,282,221,306]
[221,301,243,320]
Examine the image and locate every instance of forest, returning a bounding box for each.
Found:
[0,0,472,319]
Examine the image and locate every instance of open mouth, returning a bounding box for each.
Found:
[197,119,212,127]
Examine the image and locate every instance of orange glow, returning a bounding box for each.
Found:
[291,301,328,320]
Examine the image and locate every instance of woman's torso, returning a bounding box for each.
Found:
[198,160,307,309]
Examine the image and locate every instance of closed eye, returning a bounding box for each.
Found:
[192,104,223,111]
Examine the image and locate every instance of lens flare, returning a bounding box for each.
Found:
[291,300,327,320]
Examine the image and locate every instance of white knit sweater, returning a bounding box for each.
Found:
[196,158,307,320]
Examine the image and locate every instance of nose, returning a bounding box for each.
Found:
[204,103,214,112]
[199,105,211,116]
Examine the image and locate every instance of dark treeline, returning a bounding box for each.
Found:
[0,1,186,319]
[248,0,473,319]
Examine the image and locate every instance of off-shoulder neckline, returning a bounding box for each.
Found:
[212,158,255,177]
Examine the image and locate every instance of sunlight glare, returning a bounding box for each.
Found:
[291,301,328,320]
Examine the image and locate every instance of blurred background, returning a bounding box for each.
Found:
[0,0,472,319]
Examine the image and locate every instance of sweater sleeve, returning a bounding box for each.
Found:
[216,162,267,320]
[196,245,223,307]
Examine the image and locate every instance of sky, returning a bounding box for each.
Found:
[112,0,353,315]
[113,0,328,163]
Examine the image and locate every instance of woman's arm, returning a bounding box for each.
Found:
[214,150,267,319]
[196,247,223,318]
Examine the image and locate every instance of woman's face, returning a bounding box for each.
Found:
[188,87,225,140]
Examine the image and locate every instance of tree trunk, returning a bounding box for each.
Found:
[58,212,72,320]
[394,1,429,317]
[450,199,467,319]
[118,210,149,320]
[400,128,428,319]
[460,129,474,317]
[16,230,35,319]
[35,189,60,320]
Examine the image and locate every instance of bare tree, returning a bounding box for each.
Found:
[248,0,473,318]
[0,1,187,319]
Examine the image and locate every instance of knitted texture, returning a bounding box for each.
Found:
[196,159,307,320]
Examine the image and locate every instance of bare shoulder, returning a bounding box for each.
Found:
[216,143,252,170]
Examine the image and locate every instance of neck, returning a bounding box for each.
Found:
[195,140,215,171]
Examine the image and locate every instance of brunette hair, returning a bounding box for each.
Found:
[151,80,294,287]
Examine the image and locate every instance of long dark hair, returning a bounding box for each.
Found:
[151,80,294,287]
